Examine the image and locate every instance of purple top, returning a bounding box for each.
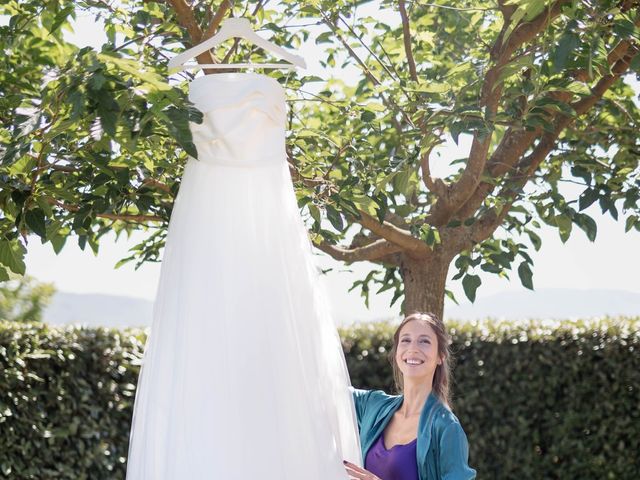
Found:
[364,433,419,480]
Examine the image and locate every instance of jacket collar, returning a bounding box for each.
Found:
[416,392,438,468]
[362,391,439,466]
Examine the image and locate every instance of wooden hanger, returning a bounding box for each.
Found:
[168,17,306,72]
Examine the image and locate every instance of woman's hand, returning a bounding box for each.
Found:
[343,460,382,480]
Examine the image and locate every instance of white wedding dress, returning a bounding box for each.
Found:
[125,72,361,479]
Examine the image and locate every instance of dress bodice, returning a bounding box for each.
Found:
[188,72,287,167]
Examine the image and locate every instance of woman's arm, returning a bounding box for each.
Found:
[349,387,370,429]
[438,422,476,480]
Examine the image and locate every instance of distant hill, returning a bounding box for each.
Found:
[446,288,640,320]
[43,288,640,328]
[45,292,153,328]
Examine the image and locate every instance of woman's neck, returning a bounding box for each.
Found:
[398,381,432,417]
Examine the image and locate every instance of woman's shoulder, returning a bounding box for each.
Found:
[351,387,399,402]
[350,387,401,415]
[414,395,465,436]
[432,401,460,422]
[427,400,471,449]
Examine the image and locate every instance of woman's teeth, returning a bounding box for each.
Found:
[404,359,424,365]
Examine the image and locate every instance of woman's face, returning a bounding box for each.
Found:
[395,319,442,383]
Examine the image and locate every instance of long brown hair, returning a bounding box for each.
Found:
[389,312,452,408]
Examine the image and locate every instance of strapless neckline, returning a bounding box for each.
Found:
[188,71,285,99]
[186,71,287,168]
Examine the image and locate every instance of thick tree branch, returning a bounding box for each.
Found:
[166,0,207,54]
[468,44,639,244]
[315,238,402,263]
[515,46,639,178]
[470,199,515,244]
[166,0,232,66]
[287,151,421,254]
[383,211,411,229]
[419,143,448,198]
[426,2,571,227]
[202,0,233,40]
[569,20,639,81]
[492,0,571,64]
[497,0,517,21]
[358,210,431,258]
[429,135,493,226]
[398,0,418,81]
[457,15,639,223]
[141,178,173,195]
[454,127,539,220]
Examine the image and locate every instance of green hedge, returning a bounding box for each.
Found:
[1,317,639,479]
[0,323,144,479]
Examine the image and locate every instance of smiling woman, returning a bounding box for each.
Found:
[345,312,476,480]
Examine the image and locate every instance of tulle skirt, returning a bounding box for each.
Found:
[126,158,361,479]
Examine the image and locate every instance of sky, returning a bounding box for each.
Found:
[16,5,640,324]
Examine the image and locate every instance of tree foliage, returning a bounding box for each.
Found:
[0,274,55,322]
[1,0,639,316]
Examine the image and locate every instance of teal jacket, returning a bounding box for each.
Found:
[352,389,476,480]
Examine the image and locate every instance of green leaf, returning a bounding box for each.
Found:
[35,196,54,218]
[551,32,580,73]
[517,261,534,290]
[364,102,386,112]
[421,225,440,247]
[98,53,172,92]
[374,172,397,195]
[48,4,74,34]
[373,194,388,223]
[445,289,459,305]
[578,189,599,211]
[360,110,376,122]
[390,288,403,307]
[25,208,47,239]
[462,274,481,303]
[0,266,9,282]
[315,31,333,44]
[554,214,572,243]
[394,169,411,194]
[88,72,107,91]
[0,240,27,275]
[165,107,198,158]
[526,230,542,251]
[96,95,120,137]
[67,90,85,122]
[325,205,344,231]
[412,83,450,94]
[625,215,637,233]
[50,235,67,255]
[575,213,597,241]
[613,18,636,37]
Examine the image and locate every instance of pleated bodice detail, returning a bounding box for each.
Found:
[188,73,287,168]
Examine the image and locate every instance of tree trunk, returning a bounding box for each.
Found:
[399,253,452,320]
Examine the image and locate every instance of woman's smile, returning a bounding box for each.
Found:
[403,357,425,366]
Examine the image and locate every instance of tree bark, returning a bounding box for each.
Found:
[399,252,452,320]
